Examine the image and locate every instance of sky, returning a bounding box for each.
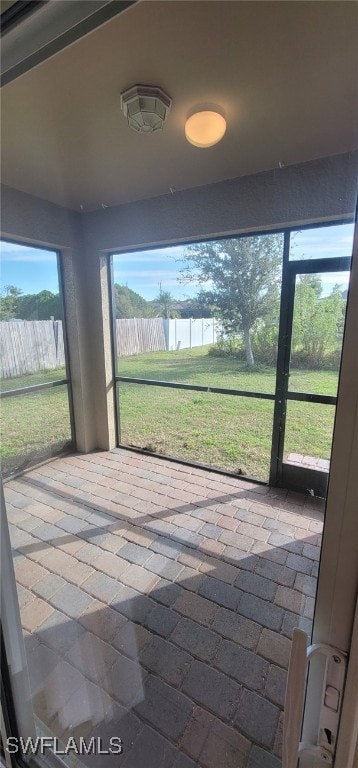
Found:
[0,222,355,299]
[0,241,59,294]
[113,245,195,301]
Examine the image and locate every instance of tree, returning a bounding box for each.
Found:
[17,290,61,320]
[0,285,23,320]
[154,284,181,319]
[0,287,62,320]
[291,275,345,367]
[176,296,213,319]
[181,235,283,367]
[113,284,153,318]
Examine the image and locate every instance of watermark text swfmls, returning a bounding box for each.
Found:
[6,736,123,756]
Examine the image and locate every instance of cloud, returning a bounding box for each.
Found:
[320,273,349,296]
[321,272,349,283]
[0,241,56,262]
[292,224,354,260]
[297,271,349,297]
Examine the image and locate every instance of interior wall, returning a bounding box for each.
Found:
[0,183,81,249]
[1,151,357,454]
[82,151,358,252]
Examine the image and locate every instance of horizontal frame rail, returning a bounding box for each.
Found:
[116,376,276,400]
[288,256,351,275]
[117,377,337,405]
[286,391,337,405]
[0,379,69,398]
[118,442,268,486]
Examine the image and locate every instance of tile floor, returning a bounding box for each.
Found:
[4,448,325,768]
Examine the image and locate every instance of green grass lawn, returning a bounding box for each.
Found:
[118,345,340,396]
[1,368,72,475]
[0,348,338,480]
[118,346,338,480]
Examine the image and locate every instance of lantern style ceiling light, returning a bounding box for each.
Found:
[120,85,172,133]
[185,110,226,148]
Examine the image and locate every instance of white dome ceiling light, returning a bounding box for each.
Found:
[185,110,226,148]
[120,85,172,133]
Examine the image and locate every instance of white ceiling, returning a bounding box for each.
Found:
[1,1,357,211]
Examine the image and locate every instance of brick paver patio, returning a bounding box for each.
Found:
[4,449,324,768]
[286,453,330,472]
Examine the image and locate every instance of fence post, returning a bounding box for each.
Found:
[53,319,59,360]
[190,318,192,349]
[163,318,169,351]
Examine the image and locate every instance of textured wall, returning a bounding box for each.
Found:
[0,183,82,249]
[2,152,357,254]
[83,152,358,252]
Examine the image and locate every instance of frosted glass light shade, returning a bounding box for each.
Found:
[185,111,226,147]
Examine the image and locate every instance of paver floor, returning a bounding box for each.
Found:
[4,448,325,768]
[286,453,330,472]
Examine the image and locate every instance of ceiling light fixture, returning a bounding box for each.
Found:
[120,85,172,133]
[185,110,226,148]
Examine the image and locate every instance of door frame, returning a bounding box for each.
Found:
[300,215,358,766]
[269,250,351,495]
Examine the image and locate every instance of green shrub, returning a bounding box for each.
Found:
[323,348,342,371]
[291,347,342,370]
[251,325,278,366]
[208,336,245,358]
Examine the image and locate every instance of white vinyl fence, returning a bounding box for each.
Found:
[162,318,222,352]
[0,318,222,378]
